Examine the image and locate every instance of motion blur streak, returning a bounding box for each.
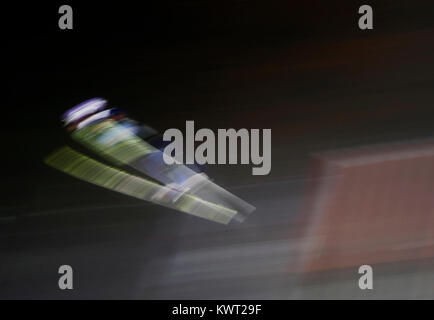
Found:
[44,146,237,224]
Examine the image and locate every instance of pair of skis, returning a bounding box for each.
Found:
[45,119,255,224]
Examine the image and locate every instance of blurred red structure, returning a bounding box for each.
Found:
[298,140,434,273]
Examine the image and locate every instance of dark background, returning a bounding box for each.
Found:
[2,1,434,298]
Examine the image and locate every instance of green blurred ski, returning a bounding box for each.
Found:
[45,146,238,224]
